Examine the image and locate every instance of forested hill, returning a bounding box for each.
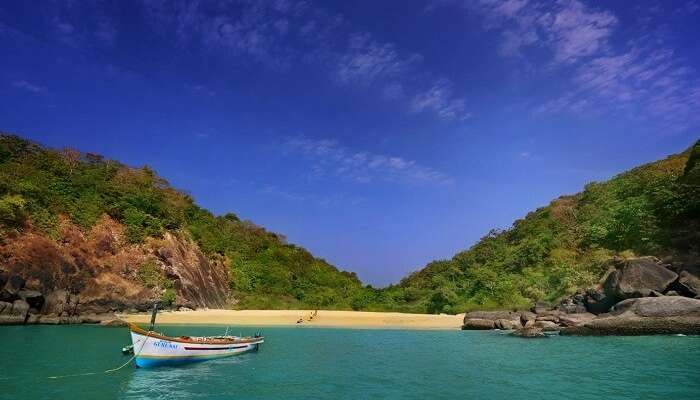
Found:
[1,133,698,315]
[364,140,700,313]
[0,134,364,310]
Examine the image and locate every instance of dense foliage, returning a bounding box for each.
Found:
[2,133,698,314]
[0,134,365,309]
[368,141,700,313]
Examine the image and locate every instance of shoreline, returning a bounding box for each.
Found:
[118,309,465,330]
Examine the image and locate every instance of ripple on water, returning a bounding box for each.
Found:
[0,326,699,400]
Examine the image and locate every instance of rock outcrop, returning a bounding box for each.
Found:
[463,311,522,321]
[153,232,229,309]
[0,274,24,302]
[558,313,596,327]
[494,318,520,330]
[464,256,700,336]
[557,294,588,314]
[462,318,495,330]
[669,263,700,298]
[678,269,700,297]
[512,327,546,338]
[603,257,678,299]
[99,318,128,327]
[0,215,231,324]
[462,311,522,330]
[563,257,691,315]
[562,297,700,336]
[534,320,559,331]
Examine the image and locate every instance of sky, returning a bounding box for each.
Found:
[1,0,699,286]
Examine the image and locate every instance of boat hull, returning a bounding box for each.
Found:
[130,330,263,368]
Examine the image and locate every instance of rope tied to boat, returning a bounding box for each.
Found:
[46,330,150,380]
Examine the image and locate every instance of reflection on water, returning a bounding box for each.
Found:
[122,354,251,399]
[1,325,700,400]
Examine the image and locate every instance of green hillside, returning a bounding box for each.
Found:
[2,133,698,314]
[364,140,700,313]
[0,134,364,309]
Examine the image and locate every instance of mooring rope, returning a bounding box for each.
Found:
[46,331,150,380]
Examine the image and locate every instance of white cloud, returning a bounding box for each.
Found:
[544,0,617,64]
[51,17,84,47]
[494,0,530,18]
[142,1,314,69]
[140,2,469,122]
[11,80,45,93]
[684,0,700,13]
[537,46,700,133]
[467,0,617,64]
[7,1,471,124]
[336,32,419,86]
[334,31,468,121]
[499,28,538,57]
[448,0,699,133]
[185,83,216,97]
[285,137,454,185]
[411,79,470,121]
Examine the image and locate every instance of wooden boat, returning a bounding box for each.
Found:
[128,323,264,368]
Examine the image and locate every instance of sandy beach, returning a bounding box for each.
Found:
[119,309,465,330]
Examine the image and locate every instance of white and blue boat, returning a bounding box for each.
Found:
[128,323,264,368]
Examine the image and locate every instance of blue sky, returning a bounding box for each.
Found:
[1,1,699,286]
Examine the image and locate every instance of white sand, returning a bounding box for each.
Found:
[119,309,464,330]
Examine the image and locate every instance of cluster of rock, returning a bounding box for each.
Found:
[462,308,597,338]
[1,273,93,324]
[0,270,142,325]
[0,215,231,325]
[563,296,700,335]
[462,256,700,336]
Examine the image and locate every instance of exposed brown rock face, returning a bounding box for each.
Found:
[0,215,230,321]
[152,232,229,309]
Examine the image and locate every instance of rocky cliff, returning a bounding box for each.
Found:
[0,215,230,324]
[0,133,365,313]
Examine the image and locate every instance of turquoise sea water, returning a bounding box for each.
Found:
[1,325,699,399]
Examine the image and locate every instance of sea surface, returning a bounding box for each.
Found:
[1,325,699,399]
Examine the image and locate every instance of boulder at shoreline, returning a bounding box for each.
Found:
[562,297,700,336]
[604,257,678,300]
[584,257,679,314]
[462,318,495,330]
[463,256,700,336]
[99,318,128,327]
[512,327,546,338]
[462,310,524,330]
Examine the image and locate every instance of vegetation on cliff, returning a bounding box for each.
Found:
[367,140,699,313]
[1,133,698,314]
[0,134,364,309]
